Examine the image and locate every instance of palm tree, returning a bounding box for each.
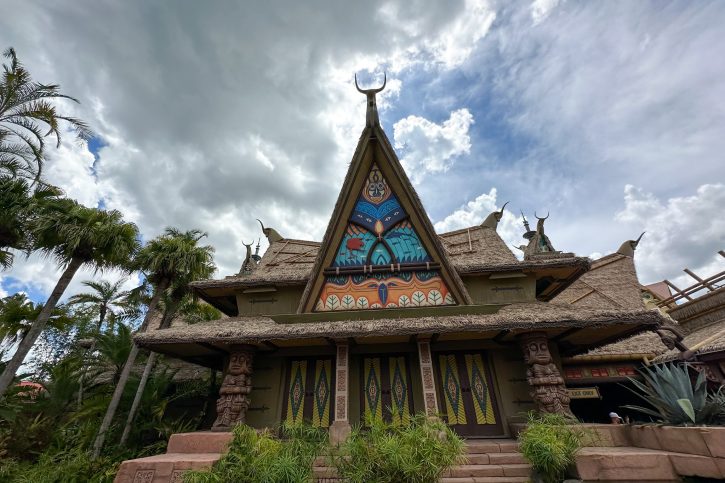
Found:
[0,201,139,397]
[0,47,92,180]
[119,255,215,446]
[0,293,72,350]
[69,279,132,334]
[69,279,132,406]
[0,176,62,270]
[92,228,215,457]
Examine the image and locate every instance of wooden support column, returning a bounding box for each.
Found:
[329,340,351,444]
[212,344,255,431]
[417,337,439,417]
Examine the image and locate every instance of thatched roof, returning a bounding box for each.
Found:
[135,303,666,365]
[552,253,644,311]
[191,230,590,295]
[579,331,668,359]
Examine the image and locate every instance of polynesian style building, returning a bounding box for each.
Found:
[555,248,725,422]
[134,81,671,440]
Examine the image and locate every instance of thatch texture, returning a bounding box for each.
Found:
[438,225,518,267]
[668,286,725,331]
[191,229,590,292]
[190,238,318,289]
[581,331,668,358]
[552,253,645,310]
[135,303,665,346]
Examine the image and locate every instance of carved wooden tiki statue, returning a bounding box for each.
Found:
[518,331,573,417]
[212,345,254,431]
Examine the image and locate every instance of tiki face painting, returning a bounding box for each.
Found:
[315,164,455,311]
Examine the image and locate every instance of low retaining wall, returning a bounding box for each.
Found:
[576,424,725,480]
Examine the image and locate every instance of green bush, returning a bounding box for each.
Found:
[518,412,585,483]
[183,423,327,483]
[622,363,725,425]
[0,447,119,483]
[330,413,465,483]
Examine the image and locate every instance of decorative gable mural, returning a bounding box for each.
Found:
[315,164,455,311]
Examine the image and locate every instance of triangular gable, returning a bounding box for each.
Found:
[298,125,471,312]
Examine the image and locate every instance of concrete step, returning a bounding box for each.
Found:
[166,432,233,454]
[576,447,680,482]
[465,439,519,454]
[439,478,529,482]
[444,463,531,478]
[114,452,222,483]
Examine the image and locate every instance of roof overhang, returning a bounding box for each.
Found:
[135,304,666,369]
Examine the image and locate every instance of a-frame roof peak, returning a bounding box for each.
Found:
[298,123,471,313]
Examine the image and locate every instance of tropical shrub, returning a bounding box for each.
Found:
[330,413,465,483]
[622,363,725,425]
[183,423,328,483]
[518,412,585,483]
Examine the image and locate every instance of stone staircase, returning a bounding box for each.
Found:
[312,439,531,483]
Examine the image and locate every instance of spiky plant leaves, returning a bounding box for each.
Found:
[621,362,718,425]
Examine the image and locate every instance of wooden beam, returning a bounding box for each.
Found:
[262,341,279,352]
[664,279,692,301]
[561,325,648,357]
[197,342,229,355]
[553,327,582,342]
[684,268,716,291]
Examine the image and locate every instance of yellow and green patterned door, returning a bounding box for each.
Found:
[435,352,503,436]
[282,358,334,427]
[361,355,413,425]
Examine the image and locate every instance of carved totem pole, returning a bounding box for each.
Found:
[212,345,255,431]
[518,331,574,417]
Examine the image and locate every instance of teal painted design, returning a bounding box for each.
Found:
[315,366,330,418]
[370,243,393,265]
[470,362,488,416]
[391,359,407,414]
[384,222,430,263]
[443,363,461,412]
[365,363,381,413]
[290,365,305,420]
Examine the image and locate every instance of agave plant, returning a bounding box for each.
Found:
[622,363,722,425]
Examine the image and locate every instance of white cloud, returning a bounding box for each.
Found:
[394,108,474,183]
[434,188,525,255]
[531,0,561,25]
[615,184,725,285]
[43,135,101,207]
[427,0,496,67]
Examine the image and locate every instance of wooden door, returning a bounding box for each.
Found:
[435,352,503,436]
[282,358,334,427]
[361,355,413,425]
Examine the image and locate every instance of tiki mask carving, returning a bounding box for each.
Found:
[212,347,254,431]
[518,332,573,418]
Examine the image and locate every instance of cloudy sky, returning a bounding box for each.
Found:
[1,0,723,304]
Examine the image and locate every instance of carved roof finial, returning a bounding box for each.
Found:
[617,232,645,257]
[257,219,284,244]
[481,201,509,230]
[355,72,386,127]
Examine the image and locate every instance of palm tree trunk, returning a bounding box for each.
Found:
[91,278,169,458]
[0,257,83,397]
[77,306,108,408]
[118,298,179,446]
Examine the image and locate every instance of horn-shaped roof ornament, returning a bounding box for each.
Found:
[355,72,386,127]
[535,211,550,221]
[617,232,645,257]
[257,219,284,244]
[481,201,509,230]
